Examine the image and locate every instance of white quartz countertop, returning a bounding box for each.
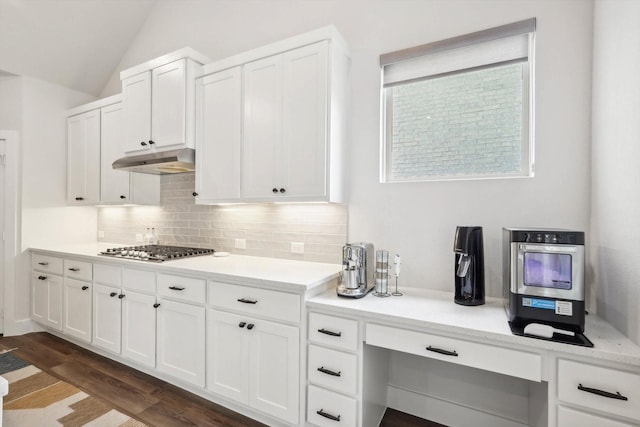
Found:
[308,288,640,367]
[30,243,341,293]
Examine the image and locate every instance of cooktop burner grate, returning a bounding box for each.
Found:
[98,245,215,262]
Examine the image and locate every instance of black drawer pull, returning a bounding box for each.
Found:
[68,267,80,272]
[426,346,458,357]
[75,197,84,201]
[318,366,341,377]
[140,141,147,146]
[578,384,628,401]
[318,328,341,337]
[82,286,89,291]
[237,298,257,304]
[168,286,185,291]
[118,294,125,299]
[239,322,246,328]
[153,303,160,308]
[110,292,117,297]
[38,262,49,266]
[120,195,126,199]
[247,323,255,330]
[317,409,340,422]
[38,275,47,280]
[148,140,155,145]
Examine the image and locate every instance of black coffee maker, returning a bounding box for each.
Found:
[453,226,485,306]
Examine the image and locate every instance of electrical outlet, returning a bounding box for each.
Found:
[235,238,246,249]
[98,230,105,239]
[291,242,305,254]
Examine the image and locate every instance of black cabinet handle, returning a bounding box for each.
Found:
[426,346,458,357]
[75,197,84,201]
[110,292,117,297]
[38,262,49,266]
[578,384,628,401]
[239,322,246,328]
[120,195,126,199]
[168,286,185,291]
[318,328,341,337]
[192,192,198,197]
[82,286,89,291]
[68,267,80,272]
[318,366,341,377]
[140,141,147,146]
[272,188,278,193]
[118,294,125,299]
[279,188,286,193]
[317,409,340,422]
[148,140,155,145]
[153,303,160,308]
[247,324,254,330]
[38,275,47,280]
[237,298,257,304]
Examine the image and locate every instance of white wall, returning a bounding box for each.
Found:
[102,0,594,300]
[591,0,640,345]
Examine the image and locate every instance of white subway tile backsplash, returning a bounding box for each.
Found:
[98,173,345,264]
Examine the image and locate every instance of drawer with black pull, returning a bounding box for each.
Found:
[63,259,92,281]
[308,344,358,395]
[32,253,63,275]
[366,323,542,381]
[307,385,357,427]
[557,359,640,421]
[158,274,206,304]
[208,281,300,323]
[308,312,359,352]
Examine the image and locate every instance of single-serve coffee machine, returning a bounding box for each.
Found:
[453,226,485,306]
[337,242,374,298]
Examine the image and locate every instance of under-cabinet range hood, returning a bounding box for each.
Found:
[112,148,195,175]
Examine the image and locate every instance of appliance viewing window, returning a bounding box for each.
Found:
[379,19,536,182]
[523,252,572,290]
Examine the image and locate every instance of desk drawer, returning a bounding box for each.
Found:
[32,254,63,275]
[208,281,300,323]
[309,312,358,352]
[307,385,357,427]
[308,345,358,395]
[558,359,640,421]
[64,259,92,281]
[366,323,542,381]
[123,268,156,294]
[93,264,121,286]
[557,405,634,427]
[158,274,206,304]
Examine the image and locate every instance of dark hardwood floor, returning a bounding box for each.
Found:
[0,332,445,426]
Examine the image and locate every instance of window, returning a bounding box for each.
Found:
[380,19,536,182]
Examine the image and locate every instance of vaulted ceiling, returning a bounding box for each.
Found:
[0,0,156,96]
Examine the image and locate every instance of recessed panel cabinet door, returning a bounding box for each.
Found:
[195,67,242,202]
[67,110,100,204]
[63,278,92,343]
[281,41,329,198]
[242,55,283,199]
[32,272,63,331]
[121,291,156,368]
[92,283,122,354]
[100,102,130,203]
[152,59,186,149]
[122,71,152,153]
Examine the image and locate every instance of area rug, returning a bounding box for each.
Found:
[0,350,147,427]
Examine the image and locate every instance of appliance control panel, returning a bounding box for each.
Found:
[505,229,585,245]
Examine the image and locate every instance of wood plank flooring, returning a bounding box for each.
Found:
[0,332,445,426]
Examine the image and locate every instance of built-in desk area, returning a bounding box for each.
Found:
[306,289,640,427]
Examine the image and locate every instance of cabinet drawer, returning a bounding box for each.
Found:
[64,259,92,281]
[366,323,542,382]
[557,359,640,421]
[309,312,358,352]
[158,274,206,304]
[208,281,300,323]
[123,268,156,293]
[557,405,635,427]
[93,264,121,286]
[32,253,63,275]
[307,385,357,427]
[308,345,358,395]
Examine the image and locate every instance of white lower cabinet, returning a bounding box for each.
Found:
[307,385,357,427]
[557,406,635,427]
[207,308,300,425]
[157,298,205,387]
[62,278,92,342]
[121,290,157,368]
[31,271,63,331]
[92,283,122,354]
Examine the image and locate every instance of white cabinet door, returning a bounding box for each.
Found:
[32,272,63,331]
[249,317,299,425]
[100,102,130,203]
[67,109,100,204]
[121,291,156,368]
[122,71,152,153]
[206,309,250,403]
[63,278,92,342]
[195,66,242,202]
[281,41,329,199]
[151,59,186,149]
[92,283,122,354]
[557,406,635,427]
[242,55,283,199]
[156,298,205,387]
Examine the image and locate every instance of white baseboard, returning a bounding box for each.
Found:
[387,385,529,427]
[3,319,37,337]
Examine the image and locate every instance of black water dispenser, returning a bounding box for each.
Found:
[453,226,485,306]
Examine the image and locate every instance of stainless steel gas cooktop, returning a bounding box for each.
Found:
[98,245,215,262]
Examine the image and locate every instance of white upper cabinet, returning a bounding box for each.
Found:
[67,109,101,205]
[120,48,209,155]
[195,26,349,204]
